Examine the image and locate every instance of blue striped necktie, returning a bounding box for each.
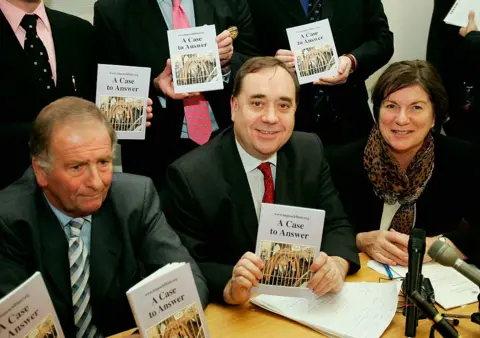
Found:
[300,0,309,14]
[68,218,101,338]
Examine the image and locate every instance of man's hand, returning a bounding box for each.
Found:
[314,55,352,86]
[146,98,153,127]
[153,59,200,100]
[275,49,295,73]
[357,230,409,266]
[460,10,478,37]
[217,30,234,67]
[223,252,264,305]
[308,253,349,297]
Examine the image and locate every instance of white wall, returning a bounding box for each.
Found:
[47,0,434,94]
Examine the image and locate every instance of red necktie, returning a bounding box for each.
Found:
[258,163,274,203]
[172,0,212,145]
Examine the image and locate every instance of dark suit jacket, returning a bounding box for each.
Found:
[163,127,360,302]
[246,0,393,145]
[93,0,260,190]
[325,135,480,266]
[0,8,97,190]
[0,169,209,337]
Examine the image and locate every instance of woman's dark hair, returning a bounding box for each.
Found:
[371,60,448,133]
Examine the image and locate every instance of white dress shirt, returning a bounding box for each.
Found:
[235,139,277,219]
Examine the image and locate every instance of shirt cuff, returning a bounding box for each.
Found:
[222,71,231,83]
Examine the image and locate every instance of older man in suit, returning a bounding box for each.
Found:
[246,0,393,145]
[0,0,98,190]
[163,57,360,305]
[93,0,260,191]
[0,97,208,337]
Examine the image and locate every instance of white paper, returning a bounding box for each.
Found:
[168,25,223,94]
[444,0,480,27]
[251,282,401,338]
[368,259,479,309]
[253,203,325,298]
[96,64,151,140]
[286,19,339,85]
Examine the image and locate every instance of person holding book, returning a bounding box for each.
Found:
[325,60,479,268]
[0,97,209,337]
[246,0,394,146]
[163,56,360,305]
[93,0,260,192]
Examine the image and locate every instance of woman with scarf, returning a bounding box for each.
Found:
[326,60,478,267]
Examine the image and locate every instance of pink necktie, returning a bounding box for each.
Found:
[258,163,274,203]
[172,0,212,145]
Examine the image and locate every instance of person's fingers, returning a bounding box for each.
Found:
[313,265,338,296]
[308,261,332,291]
[232,276,253,290]
[275,55,295,64]
[275,49,294,57]
[219,45,234,56]
[147,97,153,106]
[242,252,265,269]
[218,36,233,48]
[386,231,410,248]
[372,252,399,266]
[237,258,263,280]
[468,10,475,25]
[337,56,349,74]
[216,30,230,43]
[233,265,260,286]
[310,252,328,272]
[382,241,409,265]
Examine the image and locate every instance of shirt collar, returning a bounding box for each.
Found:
[0,0,50,33]
[235,138,277,174]
[44,194,92,227]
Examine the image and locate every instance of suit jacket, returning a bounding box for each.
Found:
[0,169,209,337]
[325,135,480,266]
[246,0,393,145]
[0,8,97,190]
[93,0,260,190]
[163,127,360,302]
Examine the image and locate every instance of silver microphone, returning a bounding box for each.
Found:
[428,239,480,287]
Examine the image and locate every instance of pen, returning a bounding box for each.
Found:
[72,75,77,92]
[383,264,394,279]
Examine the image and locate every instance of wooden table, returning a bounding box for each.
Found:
[110,254,480,337]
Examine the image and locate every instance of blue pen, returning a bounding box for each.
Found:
[383,264,394,279]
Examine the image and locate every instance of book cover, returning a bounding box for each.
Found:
[126,263,209,338]
[286,19,339,85]
[444,0,480,27]
[96,64,151,140]
[253,203,325,298]
[0,272,64,338]
[167,25,223,94]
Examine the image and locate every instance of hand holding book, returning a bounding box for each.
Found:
[307,253,349,297]
[223,252,265,305]
[154,59,201,100]
[313,55,353,86]
[274,49,296,73]
[459,10,478,37]
[216,30,234,68]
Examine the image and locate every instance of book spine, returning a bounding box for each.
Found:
[126,293,144,337]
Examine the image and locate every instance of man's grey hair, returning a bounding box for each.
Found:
[29,97,118,172]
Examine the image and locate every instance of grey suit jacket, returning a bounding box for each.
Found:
[0,169,209,337]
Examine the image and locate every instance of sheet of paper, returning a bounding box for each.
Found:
[368,259,479,309]
[251,282,401,338]
[444,0,480,27]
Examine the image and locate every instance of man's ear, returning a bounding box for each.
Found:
[230,96,239,122]
[32,157,48,188]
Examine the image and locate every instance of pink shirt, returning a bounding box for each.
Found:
[0,0,57,84]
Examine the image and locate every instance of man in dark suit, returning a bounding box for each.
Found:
[246,0,394,145]
[93,0,260,191]
[0,0,97,190]
[163,57,360,304]
[0,97,208,337]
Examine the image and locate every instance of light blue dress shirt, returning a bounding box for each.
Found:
[157,0,231,138]
[45,195,92,254]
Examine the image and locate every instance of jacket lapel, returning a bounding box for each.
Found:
[45,8,69,92]
[193,0,215,27]
[221,129,258,244]
[274,149,295,206]
[89,197,122,302]
[321,0,335,22]
[36,192,73,309]
[279,0,307,26]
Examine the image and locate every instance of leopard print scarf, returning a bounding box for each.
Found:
[363,126,435,234]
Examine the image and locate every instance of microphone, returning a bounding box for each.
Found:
[410,291,460,338]
[428,239,480,286]
[405,228,426,337]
